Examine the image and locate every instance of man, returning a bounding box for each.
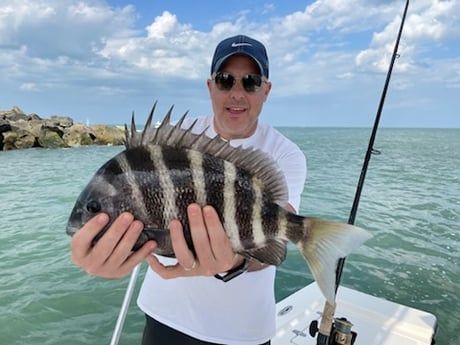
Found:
[71,35,306,345]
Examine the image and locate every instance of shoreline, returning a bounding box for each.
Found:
[0,106,125,151]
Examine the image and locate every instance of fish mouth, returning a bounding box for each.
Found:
[65,218,112,248]
[90,225,111,247]
[66,225,80,237]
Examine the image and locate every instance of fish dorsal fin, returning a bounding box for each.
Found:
[124,102,159,149]
[125,103,289,205]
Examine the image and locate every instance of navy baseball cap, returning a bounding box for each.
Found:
[210,35,269,78]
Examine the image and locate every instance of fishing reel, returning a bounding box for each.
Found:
[309,317,357,345]
[330,318,356,345]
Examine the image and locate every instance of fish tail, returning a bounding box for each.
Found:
[292,218,372,305]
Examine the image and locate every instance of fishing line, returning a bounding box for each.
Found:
[314,1,410,344]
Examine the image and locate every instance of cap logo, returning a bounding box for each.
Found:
[231,42,252,48]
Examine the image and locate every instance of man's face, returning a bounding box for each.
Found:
[207,55,271,140]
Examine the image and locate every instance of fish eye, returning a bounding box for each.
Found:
[86,200,101,213]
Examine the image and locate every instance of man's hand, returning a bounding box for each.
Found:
[147,204,243,278]
[70,212,156,279]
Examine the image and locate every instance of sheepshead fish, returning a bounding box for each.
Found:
[66,103,372,304]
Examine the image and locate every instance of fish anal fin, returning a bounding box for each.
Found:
[243,239,287,266]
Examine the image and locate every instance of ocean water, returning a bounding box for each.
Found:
[0,127,458,345]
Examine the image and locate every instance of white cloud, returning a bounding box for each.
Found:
[0,0,459,126]
[145,11,179,39]
[0,0,136,58]
[97,11,213,78]
[356,0,459,73]
[19,82,38,91]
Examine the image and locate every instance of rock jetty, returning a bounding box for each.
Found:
[0,106,125,151]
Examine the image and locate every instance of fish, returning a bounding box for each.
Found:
[66,103,372,304]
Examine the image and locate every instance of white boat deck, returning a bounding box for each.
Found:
[273,283,437,345]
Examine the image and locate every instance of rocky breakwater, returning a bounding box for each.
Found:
[0,106,125,151]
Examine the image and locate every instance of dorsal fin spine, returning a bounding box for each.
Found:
[141,102,157,146]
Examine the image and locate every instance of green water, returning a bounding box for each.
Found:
[0,128,458,344]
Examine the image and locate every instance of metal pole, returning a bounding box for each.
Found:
[109,264,142,345]
[315,0,410,343]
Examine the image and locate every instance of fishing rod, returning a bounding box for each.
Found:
[313,1,410,344]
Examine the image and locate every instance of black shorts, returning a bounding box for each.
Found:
[142,314,271,345]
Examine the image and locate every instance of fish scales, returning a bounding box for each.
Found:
[260,198,283,239]
[187,150,206,206]
[130,147,166,226]
[222,160,245,251]
[202,152,225,210]
[151,145,178,225]
[158,145,200,253]
[118,148,155,222]
[67,103,372,304]
[233,166,254,239]
[159,145,196,216]
[234,167,267,249]
[250,178,266,246]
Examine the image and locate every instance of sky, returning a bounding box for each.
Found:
[1,0,459,128]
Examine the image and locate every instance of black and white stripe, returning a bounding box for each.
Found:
[187,149,207,205]
[250,178,267,246]
[223,161,244,250]
[120,144,286,255]
[116,148,151,221]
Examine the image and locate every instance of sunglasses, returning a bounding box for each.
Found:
[213,72,264,93]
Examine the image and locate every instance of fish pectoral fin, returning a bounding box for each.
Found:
[143,227,170,242]
[244,239,287,266]
[139,227,175,256]
[131,227,169,252]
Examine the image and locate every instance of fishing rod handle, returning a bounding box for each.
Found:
[319,302,336,336]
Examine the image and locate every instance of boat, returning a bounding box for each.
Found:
[273,282,437,345]
[110,267,438,345]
